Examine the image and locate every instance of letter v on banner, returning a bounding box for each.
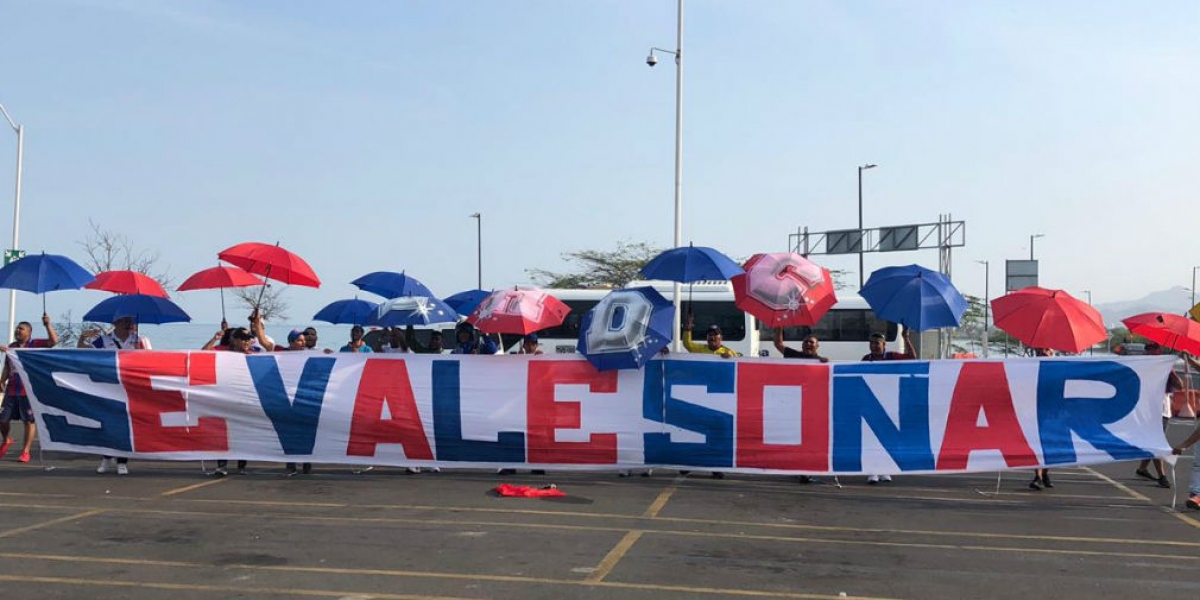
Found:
[247,355,335,455]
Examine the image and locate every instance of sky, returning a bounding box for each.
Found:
[0,0,1197,324]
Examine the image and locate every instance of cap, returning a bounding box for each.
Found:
[287,329,303,344]
[523,333,538,343]
[706,324,722,335]
[456,321,474,332]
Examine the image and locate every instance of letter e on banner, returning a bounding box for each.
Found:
[937,363,1037,470]
[347,359,433,459]
[736,362,830,471]
[121,351,229,452]
[527,362,618,464]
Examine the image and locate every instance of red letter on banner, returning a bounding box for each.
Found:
[527,362,618,464]
[736,362,830,471]
[937,362,1038,470]
[346,359,433,459]
[121,351,228,452]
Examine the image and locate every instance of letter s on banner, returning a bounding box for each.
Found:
[17,350,133,451]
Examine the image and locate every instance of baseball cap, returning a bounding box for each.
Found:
[523,333,538,343]
[287,329,304,344]
[706,324,722,335]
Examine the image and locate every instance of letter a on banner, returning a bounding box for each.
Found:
[347,359,433,459]
[936,362,1037,470]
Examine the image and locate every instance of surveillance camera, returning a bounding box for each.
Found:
[646,54,658,67]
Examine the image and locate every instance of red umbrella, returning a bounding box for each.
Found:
[467,287,569,335]
[1122,312,1200,355]
[85,270,168,297]
[991,287,1105,354]
[731,252,837,328]
[177,265,267,321]
[217,242,320,288]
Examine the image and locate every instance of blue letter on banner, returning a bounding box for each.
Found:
[18,350,132,451]
[247,355,335,455]
[642,359,734,468]
[431,360,525,462]
[832,362,934,472]
[1037,360,1149,464]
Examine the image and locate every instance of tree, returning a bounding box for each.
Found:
[78,220,172,288]
[528,240,663,289]
[232,285,289,323]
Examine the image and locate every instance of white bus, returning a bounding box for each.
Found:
[535,281,906,362]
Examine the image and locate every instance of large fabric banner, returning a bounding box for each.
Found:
[7,350,1174,475]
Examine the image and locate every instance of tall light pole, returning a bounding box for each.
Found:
[976,260,989,357]
[1082,290,1094,355]
[0,102,23,343]
[857,164,877,288]
[1191,266,1199,312]
[1029,233,1045,261]
[469,213,481,289]
[647,0,685,350]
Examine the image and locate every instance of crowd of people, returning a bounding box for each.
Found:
[2,311,1199,513]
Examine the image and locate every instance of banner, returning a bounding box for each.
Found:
[7,350,1174,475]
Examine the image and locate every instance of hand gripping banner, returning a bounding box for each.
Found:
[6,350,1174,475]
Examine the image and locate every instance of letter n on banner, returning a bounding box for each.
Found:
[736,362,829,471]
[832,363,934,472]
[527,361,617,464]
[121,351,228,453]
[347,359,433,459]
[936,362,1037,470]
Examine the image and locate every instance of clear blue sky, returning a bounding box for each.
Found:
[0,0,1196,324]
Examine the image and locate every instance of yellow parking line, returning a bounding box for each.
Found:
[642,476,683,518]
[585,530,643,583]
[160,478,227,497]
[1084,467,1200,531]
[0,510,106,540]
[0,574,482,600]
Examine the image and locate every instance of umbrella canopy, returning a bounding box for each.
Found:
[731,253,837,328]
[373,296,458,327]
[577,287,674,371]
[313,298,379,326]
[0,253,94,294]
[859,264,967,331]
[217,242,321,287]
[467,287,570,335]
[1122,312,1200,355]
[83,294,191,325]
[991,287,1105,354]
[640,245,744,283]
[85,270,168,298]
[350,271,433,300]
[177,266,265,291]
[444,289,491,317]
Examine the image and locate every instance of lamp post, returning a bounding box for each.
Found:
[976,260,989,357]
[647,0,685,350]
[470,213,481,289]
[0,102,22,344]
[1029,233,1045,261]
[1082,289,1093,355]
[1191,266,1199,312]
[857,164,877,288]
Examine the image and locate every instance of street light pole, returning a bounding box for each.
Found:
[857,163,877,288]
[976,260,989,357]
[0,102,22,344]
[1029,233,1045,261]
[470,213,481,289]
[648,0,685,351]
[1082,289,1093,355]
[1191,266,1198,312]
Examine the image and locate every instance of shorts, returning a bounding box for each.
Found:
[0,394,34,423]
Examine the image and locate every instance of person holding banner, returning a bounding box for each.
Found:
[681,320,739,359]
[340,325,373,353]
[214,328,256,477]
[405,325,446,354]
[1135,342,1179,489]
[452,322,498,355]
[79,316,149,475]
[774,330,829,363]
[863,330,914,484]
[1030,347,1056,491]
[0,315,58,463]
[1171,424,1200,510]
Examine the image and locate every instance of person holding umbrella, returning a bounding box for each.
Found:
[452,322,498,355]
[405,325,446,354]
[681,317,739,359]
[79,316,150,475]
[0,315,58,463]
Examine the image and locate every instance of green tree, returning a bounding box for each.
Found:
[528,240,663,289]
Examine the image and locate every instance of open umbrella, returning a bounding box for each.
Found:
[443,289,491,317]
[313,298,379,326]
[373,296,457,327]
[0,252,95,312]
[83,294,191,325]
[731,252,837,328]
[85,270,168,298]
[218,242,320,310]
[351,271,433,300]
[1122,312,1200,355]
[991,287,1105,354]
[577,287,674,371]
[176,265,266,322]
[859,264,967,331]
[467,287,570,335]
[640,245,744,283]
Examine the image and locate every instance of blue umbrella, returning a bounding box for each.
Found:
[350,271,433,300]
[0,252,94,311]
[313,298,378,325]
[443,289,490,317]
[83,294,191,325]
[577,287,674,371]
[859,264,967,332]
[640,245,744,283]
[374,296,458,327]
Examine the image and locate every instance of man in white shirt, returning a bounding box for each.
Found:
[77,316,150,475]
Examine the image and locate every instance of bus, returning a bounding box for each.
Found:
[534,281,906,362]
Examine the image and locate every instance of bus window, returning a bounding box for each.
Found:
[759,308,897,343]
[536,299,599,341]
[685,300,745,342]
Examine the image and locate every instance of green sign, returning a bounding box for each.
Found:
[3,249,24,266]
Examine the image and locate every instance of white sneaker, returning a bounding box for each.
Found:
[867,474,880,484]
[96,458,114,474]
[116,463,129,476]
[879,474,892,483]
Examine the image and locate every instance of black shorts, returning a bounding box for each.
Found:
[0,394,34,423]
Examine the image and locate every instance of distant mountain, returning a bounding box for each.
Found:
[1094,286,1194,327]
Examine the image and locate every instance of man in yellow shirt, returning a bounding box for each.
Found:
[682,321,740,359]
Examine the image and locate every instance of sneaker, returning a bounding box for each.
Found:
[798,475,813,484]
[0,438,12,458]
[1135,468,1156,481]
[867,475,880,484]
[96,458,114,474]
[497,468,516,475]
[428,467,440,473]
[405,467,421,474]
[879,474,893,483]
[1157,476,1171,489]
[17,450,30,463]
[710,471,725,479]
[531,470,546,475]
[212,467,227,477]
[1187,494,1200,510]
[1029,479,1043,491]
[285,465,298,476]
[116,463,129,476]
[302,463,312,475]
